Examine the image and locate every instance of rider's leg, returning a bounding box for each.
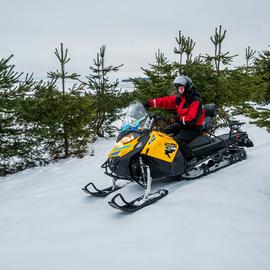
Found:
[174,129,201,160]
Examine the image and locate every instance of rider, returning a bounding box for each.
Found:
[143,75,205,161]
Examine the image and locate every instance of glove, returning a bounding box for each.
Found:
[167,115,177,124]
[142,101,150,109]
[162,122,181,135]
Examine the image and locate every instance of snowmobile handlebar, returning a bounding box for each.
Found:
[147,113,170,122]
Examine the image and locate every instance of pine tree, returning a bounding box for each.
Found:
[184,36,196,64]
[174,31,186,65]
[0,56,44,175]
[254,47,270,102]
[132,49,174,103]
[174,31,196,70]
[205,25,238,74]
[245,46,256,71]
[203,25,238,106]
[223,47,270,132]
[47,43,94,158]
[85,45,123,137]
[142,49,173,80]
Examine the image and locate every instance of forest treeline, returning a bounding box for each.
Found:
[1,25,269,176]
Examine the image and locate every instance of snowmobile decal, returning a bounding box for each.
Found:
[164,143,177,158]
[148,134,156,145]
[108,137,140,158]
[114,145,133,151]
[110,151,120,157]
[141,131,179,162]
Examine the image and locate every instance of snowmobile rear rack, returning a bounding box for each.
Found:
[217,120,246,130]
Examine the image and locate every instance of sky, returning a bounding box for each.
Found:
[1,0,269,80]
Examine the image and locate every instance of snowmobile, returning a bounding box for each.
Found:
[82,101,253,212]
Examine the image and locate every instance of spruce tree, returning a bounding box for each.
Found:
[245,46,256,71]
[204,25,238,106]
[85,45,123,137]
[254,47,270,102]
[205,25,237,74]
[47,43,94,158]
[132,49,174,103]
[0,56,44,175]
[224,47,270,132]
[184,37,196,64]
[174,31,186,65]
[174,31,196,71]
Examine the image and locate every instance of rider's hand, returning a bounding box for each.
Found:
[142,101,150,109]
[167,115,177,124]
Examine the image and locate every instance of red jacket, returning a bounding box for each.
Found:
[149,91,205,128]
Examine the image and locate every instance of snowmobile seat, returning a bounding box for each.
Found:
[191,133,234,158]
[201,103,216,132]
[188,133,212,149]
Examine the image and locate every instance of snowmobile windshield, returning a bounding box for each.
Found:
[119,102,149,133]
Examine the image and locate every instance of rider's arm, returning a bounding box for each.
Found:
[149,96,178,110]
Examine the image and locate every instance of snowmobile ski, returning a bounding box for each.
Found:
[108,189,168,212]
[82,182,124,197]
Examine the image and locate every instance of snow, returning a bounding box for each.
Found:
[1,116,270,270]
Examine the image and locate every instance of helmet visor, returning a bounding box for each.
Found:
[174,83,184,89]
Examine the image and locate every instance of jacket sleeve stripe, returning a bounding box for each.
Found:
[150,96,177,110]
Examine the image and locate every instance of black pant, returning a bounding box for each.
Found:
[163,123,201,160]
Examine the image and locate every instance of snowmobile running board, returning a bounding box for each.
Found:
[82,182,123,197]
[108,189,168,212]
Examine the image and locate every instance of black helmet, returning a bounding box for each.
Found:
[173,75,192,93]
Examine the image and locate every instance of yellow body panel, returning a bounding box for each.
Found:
[108,137,140,158]
[141,131,179,163]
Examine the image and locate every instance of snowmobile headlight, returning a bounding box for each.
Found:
[116,132,140,147]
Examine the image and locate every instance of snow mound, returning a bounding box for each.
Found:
[1,116,270,270]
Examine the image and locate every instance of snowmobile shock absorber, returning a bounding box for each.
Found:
[138,157,153,201]
[143,166,152,202]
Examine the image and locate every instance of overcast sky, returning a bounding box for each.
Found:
[1,0,269,80]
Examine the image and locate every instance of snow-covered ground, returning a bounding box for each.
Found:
[0,116,270,270]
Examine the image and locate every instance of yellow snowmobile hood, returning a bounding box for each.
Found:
[141,131,178,163]
[108,136,140,158]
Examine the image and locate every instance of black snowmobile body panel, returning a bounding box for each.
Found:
[189,131,252,159]
[103,133,150,179]
[188,133,213,148]
[103,131,187,180]
[190,134,233,158]
[147,148,186,179]
[105,141,186,180]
